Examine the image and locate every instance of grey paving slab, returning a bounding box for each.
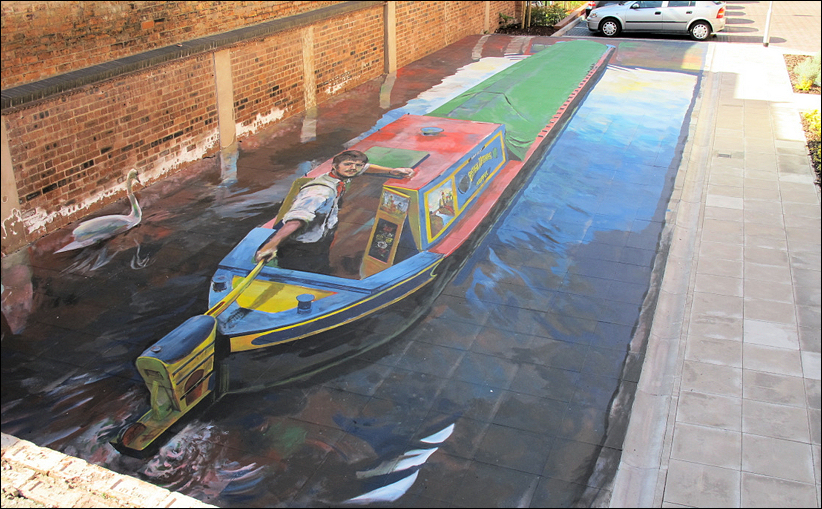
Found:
[745,260,793,283]
[698,240,743,261]
[744,245,790,266]
[799,327,822,355]
[742,434,816,483]
[676,392,742,430]
[681,360,743,397]
[685,336,743,368]
[742,399,812,442]
[802,351,822,381]
[692,291,744,320]
[688,315,744,342]
[697,257,744,278]
[744,319,800,349]
[664,460,741,507]
[743,370,809,407]
[741,472,818,508]
[745,299,797,325]
[704,204,745,223]
[694,273,744,296]
[744,278,795,304]
[743,343,804,377]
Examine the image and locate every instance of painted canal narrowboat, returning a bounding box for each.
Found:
[113,39,614,454]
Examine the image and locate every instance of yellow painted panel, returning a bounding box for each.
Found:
[231,277,336,314]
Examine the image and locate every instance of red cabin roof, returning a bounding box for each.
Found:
[307,114,503,191]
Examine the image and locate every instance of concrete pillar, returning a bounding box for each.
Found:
[1,116,26,252]
[484,1,491,34]
[384,1,397,74]
[302,26,316,111]
[213,49,238,183]
[300,26,318,144]
[213,49,236,150]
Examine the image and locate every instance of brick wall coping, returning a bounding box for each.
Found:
[1,0,382,113]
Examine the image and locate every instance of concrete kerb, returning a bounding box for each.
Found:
[553,7,585,38]
[608,41,720,507]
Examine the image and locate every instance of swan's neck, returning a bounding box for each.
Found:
[127,177,142,219]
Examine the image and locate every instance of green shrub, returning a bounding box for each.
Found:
[804,109,820,184]
[806,109,821,136]
[793,53,821,90]
[530,4,568,26]
[498,12,516,28]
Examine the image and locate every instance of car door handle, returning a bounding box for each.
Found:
[686,10,692,14]
[654,11,661,15]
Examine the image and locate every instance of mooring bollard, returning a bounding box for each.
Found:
[296,294,314,313]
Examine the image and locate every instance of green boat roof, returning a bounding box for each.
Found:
[426,39,611,160]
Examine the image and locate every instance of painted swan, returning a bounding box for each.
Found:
[55,169,142,253]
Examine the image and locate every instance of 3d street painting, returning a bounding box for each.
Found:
[1,35,705,507]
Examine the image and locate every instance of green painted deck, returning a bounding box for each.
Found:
[427,39,611,160]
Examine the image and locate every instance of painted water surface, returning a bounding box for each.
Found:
[1,37,703,507]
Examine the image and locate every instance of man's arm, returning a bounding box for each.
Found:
[364,163,415,178]
[255,220,303,262]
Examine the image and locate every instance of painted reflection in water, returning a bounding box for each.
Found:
[1,37,705,507]
[343,421,455,504]
[462,64,698,297]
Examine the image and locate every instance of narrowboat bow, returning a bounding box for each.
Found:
[113,40,614,454]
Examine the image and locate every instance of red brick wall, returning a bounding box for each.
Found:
[394,1,520,68]
[491,1,521,28]
[313,6,385,103]
[1,0,339,88]
[229,4,386,138]
[395,2,477,69]
[3,54,219,235]
[231,30,306,137]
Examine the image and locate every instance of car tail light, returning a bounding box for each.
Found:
[588,1,597,7]
[716,6,725,18]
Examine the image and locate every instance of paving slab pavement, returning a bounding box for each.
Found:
[606,2,822,507]
[2,2,820,508]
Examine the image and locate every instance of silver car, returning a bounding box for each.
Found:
[587,1,726,41]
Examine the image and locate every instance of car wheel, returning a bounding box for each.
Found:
[600,18,621,37]
[689,21,711,41]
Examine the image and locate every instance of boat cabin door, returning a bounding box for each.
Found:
[360,187,411,278]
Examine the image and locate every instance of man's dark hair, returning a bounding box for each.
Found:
[332,150,369,166]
